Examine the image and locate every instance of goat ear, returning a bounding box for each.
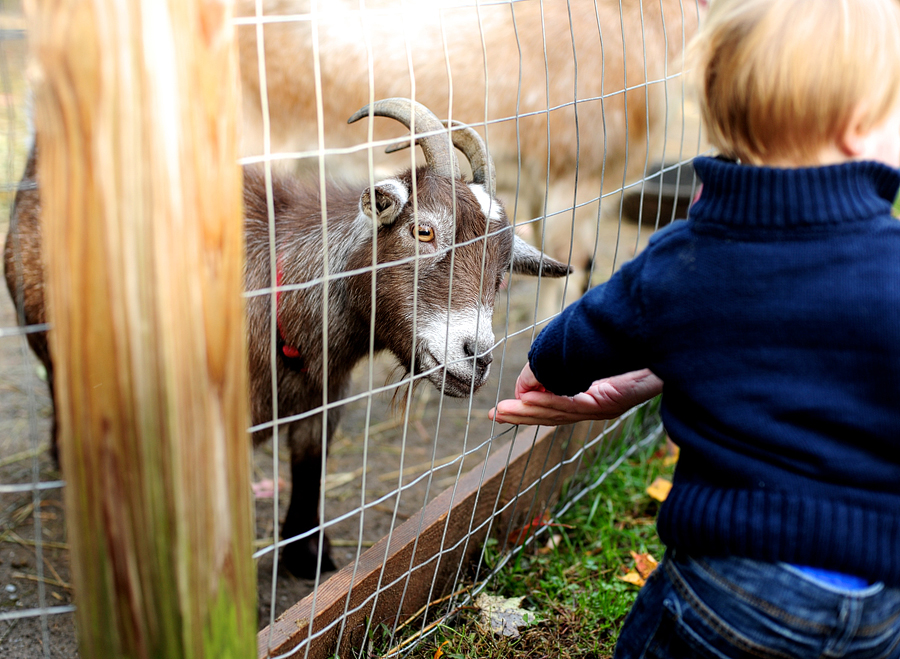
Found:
[510,235,572,278]
[359,180,408,227]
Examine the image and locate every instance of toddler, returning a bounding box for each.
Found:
[491,0,900,656]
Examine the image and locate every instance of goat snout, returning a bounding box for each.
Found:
[458,333,494,389]
[463,338,493,373]
[463,338,492,362]
[415,307,496,396]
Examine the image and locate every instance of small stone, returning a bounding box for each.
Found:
[4,584,16,593]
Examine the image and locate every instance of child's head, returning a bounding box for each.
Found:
[688,0,900,166]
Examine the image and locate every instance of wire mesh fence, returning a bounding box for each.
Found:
[1,1,707,657]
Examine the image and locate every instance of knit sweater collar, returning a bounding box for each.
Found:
[689,156,900,230]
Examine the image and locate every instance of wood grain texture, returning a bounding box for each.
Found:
[258,421,593,659]
[27,1,255,656]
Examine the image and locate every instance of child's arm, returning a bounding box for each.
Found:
[489,365,662,426]
[524,252,651,396]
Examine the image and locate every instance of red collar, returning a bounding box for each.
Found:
[276,259,303,362]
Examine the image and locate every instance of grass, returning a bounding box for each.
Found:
[369,403,675,659]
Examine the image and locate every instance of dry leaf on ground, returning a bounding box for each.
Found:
[646,476,672,502]
[631,551,659,579]
[663,439,680,467]
[433,639,450,659]
[475,593,537,638]
[507,513,573,546]
[617,551,659,587]
[536,533,564,555]
[617,570,647,586]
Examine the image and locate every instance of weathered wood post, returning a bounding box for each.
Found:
[26,0,255,656]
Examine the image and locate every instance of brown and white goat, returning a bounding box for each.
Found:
[236,0,704,313]
[3,99,569,578]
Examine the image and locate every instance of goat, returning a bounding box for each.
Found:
[235,0,704,314]
[3,98,570,578]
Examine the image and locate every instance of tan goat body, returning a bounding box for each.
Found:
[237,0,703,312]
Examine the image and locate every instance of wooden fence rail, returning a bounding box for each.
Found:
[257,421,597,659]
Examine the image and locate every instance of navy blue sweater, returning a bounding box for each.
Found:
[528,156,900,586]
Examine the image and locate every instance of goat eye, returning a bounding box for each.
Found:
[412,225,436,243]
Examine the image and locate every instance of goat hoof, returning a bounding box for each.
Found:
[281,534,338,579]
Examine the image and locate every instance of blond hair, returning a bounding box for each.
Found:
[687,0,900,165]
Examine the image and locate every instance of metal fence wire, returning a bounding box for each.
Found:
[0,1,707,657]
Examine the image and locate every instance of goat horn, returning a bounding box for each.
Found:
[446,120,496,198]
[348,98,460,180]
[384,120,497,198]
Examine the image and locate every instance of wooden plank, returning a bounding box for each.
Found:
[258,420,594,659]
[28,0,255,656]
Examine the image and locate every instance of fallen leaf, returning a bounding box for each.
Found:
[617,552,659,587]
[663,438,680,467]
[508,513,550,545]
[536,533,563,555]
[646,477,672,502]
[508,513,573,546]
[475,593,536,638]
[433,639,450,659]
[631,551,659,580]
[617,570,646,587]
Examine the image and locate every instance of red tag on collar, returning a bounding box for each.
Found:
[276,257,302,361]
[282,344,301,359]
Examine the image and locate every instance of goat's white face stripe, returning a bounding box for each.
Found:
[417,305,495,372]
[468,183,503,223]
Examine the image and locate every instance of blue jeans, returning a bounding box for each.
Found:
[614,549,900,659]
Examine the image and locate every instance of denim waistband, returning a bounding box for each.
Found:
[613,550,900,659]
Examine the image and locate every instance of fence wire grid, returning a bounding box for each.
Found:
[0,0,707,657]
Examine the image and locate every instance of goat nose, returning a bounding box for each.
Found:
[476,352,493,372]
[463,339,493,369]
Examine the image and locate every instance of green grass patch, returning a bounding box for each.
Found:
[379,404,674,659]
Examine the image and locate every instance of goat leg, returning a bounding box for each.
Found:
[280,418,337,578]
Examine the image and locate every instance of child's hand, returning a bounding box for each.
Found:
[512,362,548,398]
[489,367,663,426]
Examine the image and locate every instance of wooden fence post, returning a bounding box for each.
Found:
[26,0,255,656]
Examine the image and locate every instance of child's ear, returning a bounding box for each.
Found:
[837,106,871,158]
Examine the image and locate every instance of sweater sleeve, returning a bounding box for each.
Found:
[527,254,648,396]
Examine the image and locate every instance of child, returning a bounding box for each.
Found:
[490,0,900,656]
